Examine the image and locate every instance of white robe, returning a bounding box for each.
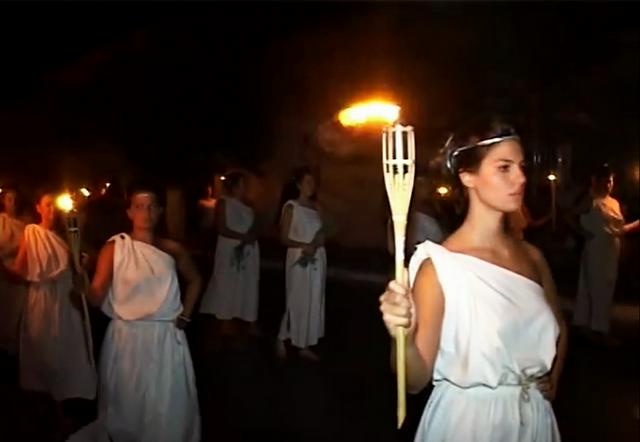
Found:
[69,233,200,442]
[20,224,96,400]
[278,200,326,348]
[200,197,260,321]
[409,241,560,442]
[573,196,624,333]
[0,213,27,354]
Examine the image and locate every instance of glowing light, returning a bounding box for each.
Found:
[105,182,111,188]
[0,188,3,194]
[547,173,557,182]
[79,187,91,197]
[338,100,400,127]
[436,186,450,196]
[55,193,74,213]
[220,176,226,181]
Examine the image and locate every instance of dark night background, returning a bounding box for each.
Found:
[0,2,638,191]
[0,3,639,442]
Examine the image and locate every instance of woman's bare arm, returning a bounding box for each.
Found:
[87,241,115,307]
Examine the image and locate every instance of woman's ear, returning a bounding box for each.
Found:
[459,171,475,189]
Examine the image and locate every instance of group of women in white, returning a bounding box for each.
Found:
[1,115,637,442]
[0,165,329,441]
[0,185,202,442]
[199,167,328,361]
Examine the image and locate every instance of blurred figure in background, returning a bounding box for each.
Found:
[573,164,639,344]
[199,171,261,338]
[0,187,27,356]
[276,167,326,361]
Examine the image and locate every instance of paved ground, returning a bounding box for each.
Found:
[0,264,638,442]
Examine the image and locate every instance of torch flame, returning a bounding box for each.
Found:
[436,186,450,197]
[338,100,400,127]
[55,193,74,213]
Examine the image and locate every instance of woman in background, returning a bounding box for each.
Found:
[276,167,326,361]
[200,171,261,337]
[573,164,639,343]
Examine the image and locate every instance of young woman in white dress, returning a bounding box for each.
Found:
[69,185,202,442]
[379,118,568,441]
[200,171,260,336]
[1,190,97,438]
[277,167,326,361]
[573,164,639,343]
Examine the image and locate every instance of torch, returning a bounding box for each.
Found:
[55,192,95,367]
[339,101,414,428]
[547,172,557,231]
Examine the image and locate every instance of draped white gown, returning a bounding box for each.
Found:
[278,200,326,348]
[573,196,625,333]
[409,241,561,442]
[69,233,200,442]
[20,224,96,400]
[199,197,260,321]
[0,213,26,354]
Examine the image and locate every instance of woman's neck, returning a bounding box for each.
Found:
[459,203,509,249]
[39,220,53,230]
[130,229,154,244]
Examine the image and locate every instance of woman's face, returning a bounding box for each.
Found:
[127,193,162,230]
[2,191,17,216]
[36,194,56,224]
[297,174,316,199]
[461,139,527,214]
[593,175,614,196]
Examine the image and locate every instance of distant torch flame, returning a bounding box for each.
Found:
[436,186,450,197]
[338,100,400,127]
[55,193,74,213]
[79,187,91,197]
[547,173,557,182]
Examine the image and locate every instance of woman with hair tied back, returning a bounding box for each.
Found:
[573,163,639,344]
[379,116,567,441]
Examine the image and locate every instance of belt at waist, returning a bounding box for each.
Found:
[437,373,540,426]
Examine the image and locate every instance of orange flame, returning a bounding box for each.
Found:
[55,193,74,213]
[338,100,400,127]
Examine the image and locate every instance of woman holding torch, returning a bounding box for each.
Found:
[1,189,96,436]
[379,117,567,441]
[69,184,201,442]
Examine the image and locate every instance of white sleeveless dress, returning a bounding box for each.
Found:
[278,200,326,348]
[199,197,260,321]
[409,241,561,442]
[0,213,26,354]
[69,233,200,442]
[20,224,96,400]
